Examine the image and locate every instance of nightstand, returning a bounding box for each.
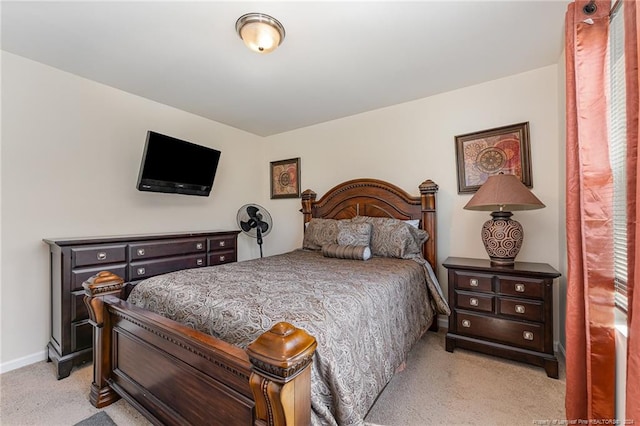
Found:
[443,256,561,378]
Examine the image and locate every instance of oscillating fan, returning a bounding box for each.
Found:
[236,204,273,258]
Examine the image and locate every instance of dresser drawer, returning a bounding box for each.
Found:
[456,311,544,352]
[453,270,493,293]
[498,276,544,299]
[455,291,493,313]
[208,249,236,265]
[498,297,543,322]
[208,235,236,252]
[71,320,93,352]
[129,238,207,260]
[130,254,206,280]
[72,290,88,322]
[72,245,126,268]
[71,264,127,291]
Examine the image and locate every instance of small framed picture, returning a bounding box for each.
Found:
[270,157,301,199]
[454,122,532,193]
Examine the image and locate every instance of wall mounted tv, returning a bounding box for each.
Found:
[136,131,221,197]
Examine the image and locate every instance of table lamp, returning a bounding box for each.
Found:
[464,173,545,266]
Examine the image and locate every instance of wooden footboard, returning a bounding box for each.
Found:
[83,271,317,426]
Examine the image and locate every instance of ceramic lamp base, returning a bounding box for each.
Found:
[481,211,524,266]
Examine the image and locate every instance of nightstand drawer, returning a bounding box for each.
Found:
[498,297,543,322]
[453,271,493,293]
[498,276,544,299]
[455,291,493,313]
[456,312,544,352]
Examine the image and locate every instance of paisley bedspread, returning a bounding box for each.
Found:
[128,249,447,426]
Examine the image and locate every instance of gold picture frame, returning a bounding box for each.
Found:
[455,122,532,193]
[270,157,301,199]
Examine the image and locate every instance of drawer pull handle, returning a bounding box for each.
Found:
[196,243,203,250]
[469,298,479,307]
[470,278,479,287]
[523,331,534,341]
[97,252,107,261]
[219,255,226,262]
[461,319,471,328]
[219,241,226,247]
[515,283,526,292]
[515,304,526,314]
[137,267,146,276]
[137,248,145,256]
[196,259,204,266]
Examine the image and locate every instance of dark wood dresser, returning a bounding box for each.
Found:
[443,256,561,378]
[43,230,240,379]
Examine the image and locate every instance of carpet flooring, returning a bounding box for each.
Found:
[73,412,117,426]
[0,330,566,425]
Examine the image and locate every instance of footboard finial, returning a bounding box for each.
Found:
[83,271,125,408]
[247,322,317,426]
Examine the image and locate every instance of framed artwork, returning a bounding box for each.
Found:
[270,157,301,199]
[454,122,532,193]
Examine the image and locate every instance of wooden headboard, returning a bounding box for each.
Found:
[300,178,439,272]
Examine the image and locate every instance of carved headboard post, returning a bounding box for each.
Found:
[300,189,317,229]
[419,179,439,274]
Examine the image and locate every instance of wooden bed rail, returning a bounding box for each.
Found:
[83,271,317,426]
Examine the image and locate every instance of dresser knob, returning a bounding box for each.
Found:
[196,259,204,266]
[137,248,145,256]
[462,319,471,328]
[97,252,107,261]
[137,267,145,276]
[470,278,479,287]
[469,298,479,307]
[523,331,534,341]
[515,304,526,314]
[219,255,226,262]
[219,241,225,247]
[196,243,203,250]
[515,283,526,292]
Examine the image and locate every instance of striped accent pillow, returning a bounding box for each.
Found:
[321,244,372,261]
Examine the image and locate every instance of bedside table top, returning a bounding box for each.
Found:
[443,256,561,278]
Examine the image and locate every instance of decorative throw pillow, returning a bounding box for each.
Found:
[351,216,428,259]
[337,222,372,246]
[403,219,420,229]
[322,244,372,261]
[302,218,340,250]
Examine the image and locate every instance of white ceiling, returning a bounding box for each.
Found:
[1,1,570,137]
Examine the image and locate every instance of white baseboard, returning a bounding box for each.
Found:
[555,340,566,361]
[0,350,47,374]
[438,315,448,329]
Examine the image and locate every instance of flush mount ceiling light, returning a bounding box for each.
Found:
[236,13,285,54]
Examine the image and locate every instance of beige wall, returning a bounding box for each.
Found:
[0,51,564,371]
[262,64,562,337]
[0,52,264,369]
[264,65,562,275]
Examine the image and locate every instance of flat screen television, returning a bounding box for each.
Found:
[136,131,221,196]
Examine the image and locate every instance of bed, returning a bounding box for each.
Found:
[83,178,447,426]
